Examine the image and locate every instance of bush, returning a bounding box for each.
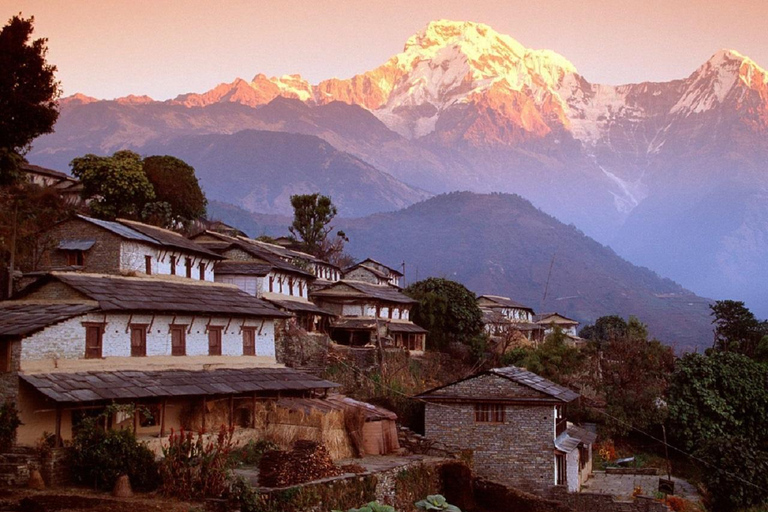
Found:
[68,415,159,491]
[230,439,278,466]
[160,424,236,499]
[0,401,22,452]
[696,436,768,511]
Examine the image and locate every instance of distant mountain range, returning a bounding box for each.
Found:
[27,19,768,316]
[208,193,714,353]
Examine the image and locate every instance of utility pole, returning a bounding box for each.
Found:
[401,260,406,287]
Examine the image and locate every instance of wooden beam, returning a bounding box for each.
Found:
[54,406,62,448]
[160,399,167,437]
[251,394,257,429]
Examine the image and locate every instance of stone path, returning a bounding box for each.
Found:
[581,471,700,502]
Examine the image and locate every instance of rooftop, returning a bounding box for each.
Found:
[0,303,97,337]
[311,280,416,304]
[478,295,534,311]
[21,367,339,404]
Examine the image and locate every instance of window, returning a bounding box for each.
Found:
[474,403,504,423]
[84,323,104,359]
[199,262,206,280]
[0,343,12,372]
[242,328,256,356]
[555,453,566,486]
[130,325,147,357]
[269,275,274,293]
[185,257,192,278]
[171,326,186,356]
[288,277,294,296]
[145,255,152,275]
[170,256,176,275]
[66,250,84,266]
[208,327,222,356]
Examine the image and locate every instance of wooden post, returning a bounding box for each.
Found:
[160,399,167,437]
[132,406,138,434]
[251,394,257,429]
[228,396,234,430]
[201,396,207,432]
[54,406,62,447]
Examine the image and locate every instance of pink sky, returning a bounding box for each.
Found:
[7,0,768,100]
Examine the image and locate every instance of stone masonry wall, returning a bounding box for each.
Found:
[39,219,122,273]
[21,312,276,361]
[0,340,21,403]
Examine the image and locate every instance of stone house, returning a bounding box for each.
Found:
[344,259,403,288]
[417,366,595,496]
[477,295,540,342]
[34,215,221,281]
[20,163,83,205]
[534,313,581,340]
[310,280,426,352]
[190,231,334,332]
[0,272,343,449]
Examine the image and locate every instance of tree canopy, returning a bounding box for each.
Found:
[142,155,207,227]
[404,278,484,352]
[71,150,155,220]
[578,315,627,348]
[0,15,60,184]
[289,193,337,255]
[710,300,767,357]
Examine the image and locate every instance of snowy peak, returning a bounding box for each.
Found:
[672,49,768,115]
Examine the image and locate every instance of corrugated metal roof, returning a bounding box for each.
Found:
[118,220,222,259]
[21,367,339,404]
[78,215,157,243]
[555,425,596,453]
[478,295,534,312]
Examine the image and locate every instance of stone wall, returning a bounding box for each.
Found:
[20,312,276,361]
[275,321,330,372]
[39,219,122,273]
[40,447,70,487]
[0,340,21,403]
[552,487,671,512]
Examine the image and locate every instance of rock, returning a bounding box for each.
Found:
[27,469,44,490]
[112,474,133,498]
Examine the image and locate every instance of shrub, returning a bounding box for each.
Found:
[230,439,278,466]
[0,401,22,452]
[696,436,768,511]
[68,414,159,491]
[160,424,236,499]
[415,494,461,511]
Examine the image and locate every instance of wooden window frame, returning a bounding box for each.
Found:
[185,257,192,278]
[0,342,12,373]
[66,250,84,266]
[83,322,105,359]
[474,403,505,423]
[199,261,206,281]
[145,255,152,275]
[130,324,147,357]
[555,453,566,486]
[170,255,176,275]
[242,327,256,356]
[170,325,186,356]
[269,275,274,293]
[208,326,223,356]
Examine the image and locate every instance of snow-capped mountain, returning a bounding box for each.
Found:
[28,19,768,318]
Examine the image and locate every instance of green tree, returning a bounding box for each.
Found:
[710,300,766,357]
[404,278,484,352]
[71,150,155,220]
[696,436,768,511]
[515,326,583,385]
[289,193,337,256]
[0,15,60,184]
[142,155,207,227]
[578,315,627,349]
[599,317,675,436]
[667,351,768,452]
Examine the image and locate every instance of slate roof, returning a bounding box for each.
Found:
[74,216,221,259]
[214,261,272,276]
[417,365,579,403]
[58,240,96,251]
[22,163,75,181]
[478,295,534,312]
[490,366,580,402]
[346,259,403,277]
[534,312,579,325]
[117,219,222,259]
[0,303,97,337]
[21,367,339,404]
[261,296,335,316]
[24,273,290,318]
[387,321,428,334]
[311,280,416,304]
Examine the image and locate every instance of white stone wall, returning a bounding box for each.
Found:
[21,312,276,360]
[566,447,580,492]
[265,271,308,298]
[216,274,260,296]
[314,263,339,282]
[120,241,216,282]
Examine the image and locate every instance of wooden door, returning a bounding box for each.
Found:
[85,324,103,359]
[130,325,146,357]
[171,326,186,356]
[208,327,222,356]
[242,328,256,356]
